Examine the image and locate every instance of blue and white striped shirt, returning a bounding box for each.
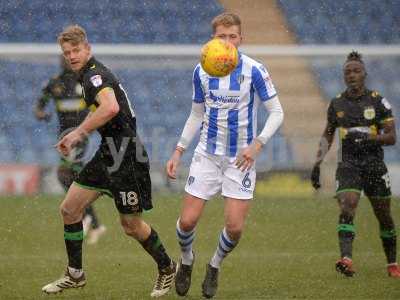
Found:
[192,53,277,157]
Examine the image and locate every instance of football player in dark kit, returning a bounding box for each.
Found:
[311,51,400,278]
[42,25,176,297]
[35,57,106,244]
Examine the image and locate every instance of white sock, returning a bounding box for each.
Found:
[176,219,195,265]
[210,252,222,269]
[182,250,194,266]
[210,228,238,269]
[68,266,83,279]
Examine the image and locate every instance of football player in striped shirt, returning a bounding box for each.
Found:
[166,13,284,298]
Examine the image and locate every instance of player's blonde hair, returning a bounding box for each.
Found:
[57,25,88,45]
[211,13,241,34]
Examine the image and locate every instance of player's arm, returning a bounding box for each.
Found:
[370,97,396,146]
[310,123,336,190]
[176,102,205,151]
[350,119,397,146]
[257,95,284,144]
[346,97,396,146]
[34,86,52,121]
[166,101,205,179]
[236,65,283,171]
[166,65,205,179]
[56,88,119,156]
[235,95,284,171]
[311,102,337,189]
[314,122,336,166]
[77,88,119,135]
[371,119,396,146]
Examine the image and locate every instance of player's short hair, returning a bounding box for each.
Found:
[345,50,364,65]
[211,13,241,34]
[58,25,88,46]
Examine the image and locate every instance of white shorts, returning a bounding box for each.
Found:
[184,148,256,200]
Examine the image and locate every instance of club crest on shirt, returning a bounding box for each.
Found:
[371,91,379,98]
[90,75,102,87]
[363,107,375,120]
[237,74,244,84]
[336,111,345,118]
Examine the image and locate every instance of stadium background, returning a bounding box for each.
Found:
[1,1,400,299]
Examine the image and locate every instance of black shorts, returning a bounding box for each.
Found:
[335,161,391,199]
[75,149,152,214]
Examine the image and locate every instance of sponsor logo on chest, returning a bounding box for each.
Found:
[209,91,240,104]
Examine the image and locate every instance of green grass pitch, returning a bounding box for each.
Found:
[1,183,400,299]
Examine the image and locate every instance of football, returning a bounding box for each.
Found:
[200,38,239,77]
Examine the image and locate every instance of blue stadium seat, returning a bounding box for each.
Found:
[0,0,223,43]
[279,0,399,44]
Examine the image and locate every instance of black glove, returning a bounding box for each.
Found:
[310,164,321,190]
[346,131,370,144]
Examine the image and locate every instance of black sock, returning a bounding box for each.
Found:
[64,222,83,269]
[140,227,171,270]
[337,213,355,259]
[85,205,99,229]
[381,228,397,264]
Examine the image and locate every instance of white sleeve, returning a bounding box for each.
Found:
[177,102,205,149]
[257,95,284,145]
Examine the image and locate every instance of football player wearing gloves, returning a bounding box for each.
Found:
[311,51,400,278]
